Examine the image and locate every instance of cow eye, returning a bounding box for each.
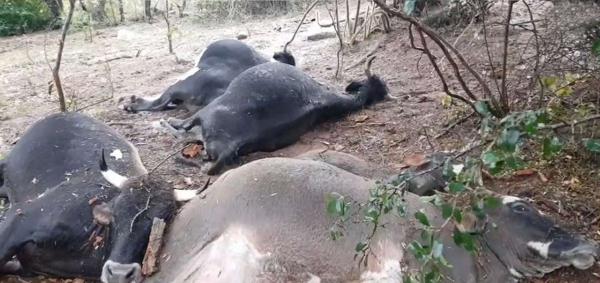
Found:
[511,202,530,213]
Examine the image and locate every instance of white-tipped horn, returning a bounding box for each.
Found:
[100,149,129,189]
[364,55,376,78]
[173,178,210,202]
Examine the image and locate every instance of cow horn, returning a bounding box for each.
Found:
[364,55,376,78]
[100,149,129,190]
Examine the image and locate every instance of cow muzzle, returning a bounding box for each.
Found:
[555,240,599,269]
[101,260,143,283]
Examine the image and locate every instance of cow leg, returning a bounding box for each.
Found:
[168,115,201,132]
[206,147,239,175]
[123,93,177,113]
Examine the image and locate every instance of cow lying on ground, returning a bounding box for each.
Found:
[123,39,296,113]
[166,57,388,175]
[0,113,197,283]
[147,155,598,283]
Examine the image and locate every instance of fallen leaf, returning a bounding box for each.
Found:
[403,153,428,167]
[182,143,203,158]
[514,169,535,176]
[184,177,193,185]
[537,171,548,183]
[353,114,369,123]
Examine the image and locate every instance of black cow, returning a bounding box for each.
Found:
[123,39,296,113]
[167,57,388,175]
[0,113,195,283]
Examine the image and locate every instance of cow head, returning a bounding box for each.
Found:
[344,56,389,105]
[273,51,296,66]
[461,194,598,279]
[99,151,176,283]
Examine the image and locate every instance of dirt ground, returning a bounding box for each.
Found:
[0,0,599,282]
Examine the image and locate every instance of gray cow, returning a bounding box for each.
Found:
[147,153,598,282]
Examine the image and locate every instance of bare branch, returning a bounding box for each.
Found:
[284,0,320,53]
[499,0,519,113]
[52,0,77,112]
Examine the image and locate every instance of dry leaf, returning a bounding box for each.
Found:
[514,169,535,176]
[182,143,203,158]
[403,153,428,167]
[537,171,548,183]
[353,115,369,123]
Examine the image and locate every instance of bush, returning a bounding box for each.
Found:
[0,0,52,36]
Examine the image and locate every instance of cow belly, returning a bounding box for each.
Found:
[170,227,266,283]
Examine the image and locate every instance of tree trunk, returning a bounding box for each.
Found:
[45,0,63,18]
[118,0,124,22]
[145,0,152,21]
[92,0,107,22]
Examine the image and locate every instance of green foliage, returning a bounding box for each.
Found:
[584,138,600,153]
[592,40,600,57]
[0,0,52,36]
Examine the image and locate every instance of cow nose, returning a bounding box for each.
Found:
[101,260,142,283]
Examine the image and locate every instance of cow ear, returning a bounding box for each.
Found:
[345,81,364,93]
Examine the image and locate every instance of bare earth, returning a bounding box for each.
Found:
[0,2,599,282]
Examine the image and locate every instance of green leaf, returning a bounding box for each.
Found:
[449,182,466,193]
[499,129,521,152]
[365,207,380,223]
[326,193,347,217]
[441,203,453,219]
[584,138,600,153]
[542,136,563,159]
[414,210,430,227]
[355,241,368,253]
[482,151,502,170]
[424,270,441,283]
[453,209,463,223]
[453,231,477,252]
[474,101,492,118]
[541,76,558,90]
[593,40,600,57]
[483,196,501,210]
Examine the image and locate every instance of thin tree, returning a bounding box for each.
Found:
[118,0,125,22]
[52,0,77,112]
[145,0,152,21]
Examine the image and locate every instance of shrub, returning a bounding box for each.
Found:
[0,0,52,36]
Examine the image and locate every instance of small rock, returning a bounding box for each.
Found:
[236,34,248,40]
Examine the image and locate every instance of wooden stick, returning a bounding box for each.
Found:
[142,217,167,276]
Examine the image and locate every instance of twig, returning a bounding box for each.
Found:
[415,28,477,112]
[543,114,600,130]
[521,0,543,108]
[345,39,383,71]
[373,0,503,117]
[481,4,501,97]
[284,0,320,53]
[499,0,518,114]
[52,0,77,112]
[149,144,192,174]
[163,0,173,54]
[77,62,115,111]
[130,195,152,232]
[326,3,344,79]
[434,111,476,139]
